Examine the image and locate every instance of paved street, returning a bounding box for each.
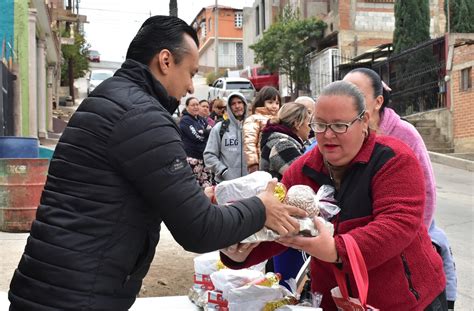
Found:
[431,162,474,310]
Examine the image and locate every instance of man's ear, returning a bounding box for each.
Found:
[152,49,173,75]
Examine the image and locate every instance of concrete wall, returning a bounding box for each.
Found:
[242,7,258,68]
[319,0,448,58]
[15,0,30,136]
[242,0,277,69]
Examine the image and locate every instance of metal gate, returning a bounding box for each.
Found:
[0,62,14,136]
[373,37,446,116]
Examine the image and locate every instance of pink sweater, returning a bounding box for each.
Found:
[379,107,436,227]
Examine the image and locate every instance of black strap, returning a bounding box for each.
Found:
[219,119,230,140]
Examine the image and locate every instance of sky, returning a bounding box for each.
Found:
[80,0,255,62]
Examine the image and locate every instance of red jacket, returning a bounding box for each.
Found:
[222,133,445,310]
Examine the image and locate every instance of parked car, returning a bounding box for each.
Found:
[242,67,279,91]
[208,77,256,103]
[87,69,114,95]
[87,50,101,62]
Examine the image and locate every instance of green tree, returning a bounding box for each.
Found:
[60,29,89,85]
[393,0,430,53]
[445,0,474,33]
[250,5,326,98]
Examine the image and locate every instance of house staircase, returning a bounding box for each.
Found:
[411,119,454,153]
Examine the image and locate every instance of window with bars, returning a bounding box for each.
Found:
[461,67,472,91]
[235,12,243,28]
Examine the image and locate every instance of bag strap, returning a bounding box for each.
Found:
[332,234,369,306]
[219,119,230,141]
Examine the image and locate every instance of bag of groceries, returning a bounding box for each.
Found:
[214,171,340,243]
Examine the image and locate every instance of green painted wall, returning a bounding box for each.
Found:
[14,0,30,136]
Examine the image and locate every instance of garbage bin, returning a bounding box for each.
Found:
[0,158,49,232]
[0,137,39,158]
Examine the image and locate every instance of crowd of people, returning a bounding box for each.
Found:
[174,69,457,310]
[8,14,456,311]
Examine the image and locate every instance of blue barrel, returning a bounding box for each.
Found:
[39,146,55,160]
[0,137,39,158]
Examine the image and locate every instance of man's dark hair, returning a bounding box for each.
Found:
[126,15,199,65]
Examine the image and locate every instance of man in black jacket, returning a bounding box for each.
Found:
[8,16,305,310]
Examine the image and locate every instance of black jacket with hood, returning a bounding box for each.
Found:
[8,60,266,311]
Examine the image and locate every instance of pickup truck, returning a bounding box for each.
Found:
[208,77,256,103]
[242,67,279,91]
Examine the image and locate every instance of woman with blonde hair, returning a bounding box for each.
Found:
[243,86,281,173]
[259,102,312,287]
[260,102,312,179]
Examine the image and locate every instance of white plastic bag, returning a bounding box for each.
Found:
[227,284,289,311]
[194,251,221,275]
[210,269,264,299]
[215,171,272,204]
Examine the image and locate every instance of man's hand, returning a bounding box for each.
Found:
[220,242,260,263]
[204,186,215,203]
[257,179,308,236]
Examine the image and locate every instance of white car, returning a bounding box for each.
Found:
[208,77,256,103]
[87,69,114,95]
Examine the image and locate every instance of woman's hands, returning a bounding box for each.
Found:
[220,242,260,263]
[277,217,339,263]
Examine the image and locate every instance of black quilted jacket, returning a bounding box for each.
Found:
[8,60,266,311]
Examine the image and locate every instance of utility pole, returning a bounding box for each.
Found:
[214,0,219,74]
[446,0,450,33]
[66,0,75,104]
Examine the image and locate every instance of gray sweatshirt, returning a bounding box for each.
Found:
[204,92,248,183]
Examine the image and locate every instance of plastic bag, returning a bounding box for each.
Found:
[194,251,223,275]
[189,252,224,307]
[210,269,264,299]
[215,171,272,204]
[227,284,291,311]
[241,185,339,243]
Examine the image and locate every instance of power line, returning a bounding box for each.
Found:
[80,7,150,15]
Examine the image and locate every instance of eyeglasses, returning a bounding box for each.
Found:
[310,110,365,134]
[216,106,226,110]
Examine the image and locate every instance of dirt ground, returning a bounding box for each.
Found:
[139,225,199,298]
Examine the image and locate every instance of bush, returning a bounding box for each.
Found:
[205,70,226,85]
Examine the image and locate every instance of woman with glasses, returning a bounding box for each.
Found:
[259,102,312,288]
[219,81,447,310]
[209,99,227,124]
[343,67,455,309]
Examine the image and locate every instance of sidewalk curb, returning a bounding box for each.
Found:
[429,151,474,172]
